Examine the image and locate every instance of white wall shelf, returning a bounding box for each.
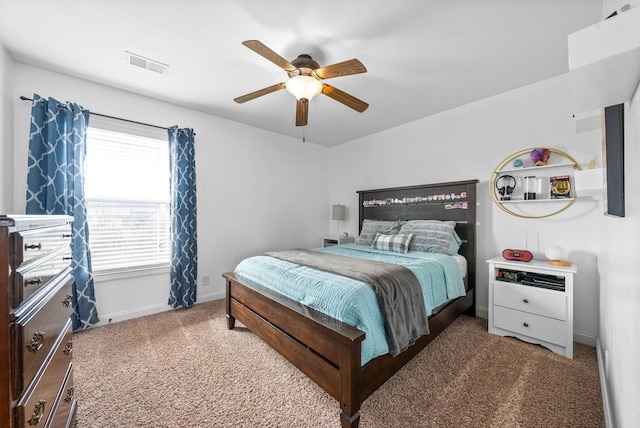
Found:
[490,148,581,218]
[498,162,576,175]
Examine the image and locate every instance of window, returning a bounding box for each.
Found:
[85,120,170,274]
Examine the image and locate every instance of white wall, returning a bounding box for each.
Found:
[330,73,603,345]
[599,0,640,424]
[0,43,12,213]
[598,83,640,428]
[11,63,330,324]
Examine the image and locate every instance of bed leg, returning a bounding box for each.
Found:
[225,276,236,329]
[226,314,236,330]
[340,411,360,428]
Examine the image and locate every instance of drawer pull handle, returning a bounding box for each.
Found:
[523,322,529,327]
[62,256,73,261]
[64,386,75,402]
[523,298,529,303]
[63,339,73,356]
[62,233,72,238]
[28,399,46,425]
[27,331,46,352]
[62,294,73,308]
[25,243,42,251]
[25,277,42,287]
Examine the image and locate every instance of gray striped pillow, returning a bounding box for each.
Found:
[399,220,456,253]
[356,220,401,246]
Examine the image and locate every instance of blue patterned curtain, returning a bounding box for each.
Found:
[167,126,198,308]
[25,94,99,330]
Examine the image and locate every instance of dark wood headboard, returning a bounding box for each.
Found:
[357,179,478,294]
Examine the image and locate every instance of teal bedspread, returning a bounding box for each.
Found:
[233,243,466,365]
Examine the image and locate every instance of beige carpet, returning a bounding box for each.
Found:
[72,299,604,427]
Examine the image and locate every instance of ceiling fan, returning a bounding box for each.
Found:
[234,40,369,127]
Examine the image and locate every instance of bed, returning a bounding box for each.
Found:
[222,179,477,427]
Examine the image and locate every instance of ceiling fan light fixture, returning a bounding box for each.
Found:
[285,75,322,101]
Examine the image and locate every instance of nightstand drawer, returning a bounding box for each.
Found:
[493,281,566,321]
[493,305,567,346]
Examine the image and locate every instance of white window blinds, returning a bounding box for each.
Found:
[85,124,170,274]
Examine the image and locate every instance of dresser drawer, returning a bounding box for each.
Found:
[12,248,72,309]
[15,319,73,428]
[46,363,75,428]
[493,305,567,346]
[493,281,566,321]
[12,272,73,396]
[12,224,71,269]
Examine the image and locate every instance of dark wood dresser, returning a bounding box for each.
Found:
[1,215,77,428]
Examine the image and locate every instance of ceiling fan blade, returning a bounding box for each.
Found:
[234,83,286,104]
[296,99,309,126]
[242,40,296,72]
[321,84,369,112]
[314,59,367,79]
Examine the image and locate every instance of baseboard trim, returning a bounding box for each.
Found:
[198,290,225,303]
[475,305,488,320]
[596,339,615,428]
[574,329,597,347]
[93,303,170,327]
[93,290,225,327]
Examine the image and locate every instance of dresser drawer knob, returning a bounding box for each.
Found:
[25,277,42,287]
[64,386,75,402]
[523,322,529,327]
[62,294,73,308]
[24,243,42,251]
[523,298,529,303]
[27,331,46,352]
[28,399,46,425]
[63,339,73,356]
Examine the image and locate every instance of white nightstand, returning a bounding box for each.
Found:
[487,256,577,359]
[322,236,355,247]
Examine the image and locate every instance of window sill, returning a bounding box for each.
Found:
[93,265,170,282]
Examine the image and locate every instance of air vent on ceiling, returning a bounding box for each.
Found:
[125,51,169,76]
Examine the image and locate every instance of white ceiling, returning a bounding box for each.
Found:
[0,0,603,146]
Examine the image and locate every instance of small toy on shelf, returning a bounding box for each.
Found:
[530,148,551,166]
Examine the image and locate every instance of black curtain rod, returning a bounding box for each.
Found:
[19,95,169,131]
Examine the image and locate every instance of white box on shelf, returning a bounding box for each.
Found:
[574,168,604,195]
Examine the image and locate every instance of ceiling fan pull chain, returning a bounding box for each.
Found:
[302,126,306,143]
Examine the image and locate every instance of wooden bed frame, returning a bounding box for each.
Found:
[223,179,477,427]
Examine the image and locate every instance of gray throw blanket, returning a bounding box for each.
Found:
[263,249,429,356]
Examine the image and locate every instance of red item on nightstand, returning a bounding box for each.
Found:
[502,249,533,262]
